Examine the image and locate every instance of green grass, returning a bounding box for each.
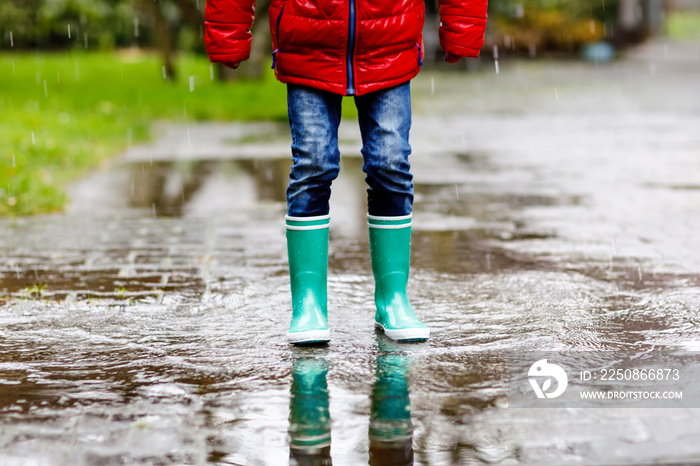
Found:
[0,51,289,215]
[667,11,700,40]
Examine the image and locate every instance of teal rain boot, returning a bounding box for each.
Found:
[368,214,430,342]
[286,215,331,344]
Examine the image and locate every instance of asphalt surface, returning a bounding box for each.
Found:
[1,39,700,465]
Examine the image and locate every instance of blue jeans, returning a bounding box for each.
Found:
[286,82,413,217]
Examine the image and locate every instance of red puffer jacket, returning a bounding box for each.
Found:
[205,0,487,96]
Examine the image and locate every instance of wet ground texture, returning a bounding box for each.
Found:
[2,40,700,465]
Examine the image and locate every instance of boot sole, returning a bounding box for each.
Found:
[375,322,430,342]
[287,329,331,345]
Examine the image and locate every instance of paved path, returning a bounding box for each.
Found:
[2,39,700,465]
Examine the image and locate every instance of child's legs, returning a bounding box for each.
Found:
[354,82,413,217]
[286,84,343,217]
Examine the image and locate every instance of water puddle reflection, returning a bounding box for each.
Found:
[3,141,700,464]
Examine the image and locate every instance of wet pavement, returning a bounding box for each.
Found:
[2,39,700,465]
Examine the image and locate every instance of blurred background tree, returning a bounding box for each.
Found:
[0,0,269,81]
[486,0,619,54]
[1,0,145,50]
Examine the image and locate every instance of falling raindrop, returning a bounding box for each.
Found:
[189,75,195,92]
[134,18,140,38]
[68,24,71,39]
[31,132,35,144]
[486,252,491,270]
[495,61,500,74]
[162,66,167,80]
[210,64,214,80]
[12,154,15,167]
[454,185,460,200]
[637,264,643,282]
[430,76,435,94]
[493,45,499,60]
[43,80,48,97]
[9,31,13,47]
[152,203,157,218]
[84,32,88,49]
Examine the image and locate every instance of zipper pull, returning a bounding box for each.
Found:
[271,49,279,69]
[417,43,423,67]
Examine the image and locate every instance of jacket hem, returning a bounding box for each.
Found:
[354,67,420,96]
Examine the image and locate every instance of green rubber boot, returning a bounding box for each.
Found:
[368,214,429,342]
[286,215,331,345]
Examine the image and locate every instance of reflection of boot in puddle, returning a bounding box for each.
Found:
[369,348,413,466]
[289,358,332,466]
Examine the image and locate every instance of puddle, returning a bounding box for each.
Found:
[4,72,700,464]
[128,159,292,216]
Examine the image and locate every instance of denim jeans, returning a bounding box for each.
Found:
[286,82,413,217]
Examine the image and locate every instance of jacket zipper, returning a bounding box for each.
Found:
[346,0,357,95]
[271,5,285,69]
[417,43,423,66]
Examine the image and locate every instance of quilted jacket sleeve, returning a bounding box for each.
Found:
[438,0,488,58]
[204,0,256,64]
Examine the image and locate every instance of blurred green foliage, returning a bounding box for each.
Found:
[488,0,620,51]
[0,51,287,215]
[4,0,624,54]
[666,10,700,40]
[3,0,135,49]
[0,0,203,52]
